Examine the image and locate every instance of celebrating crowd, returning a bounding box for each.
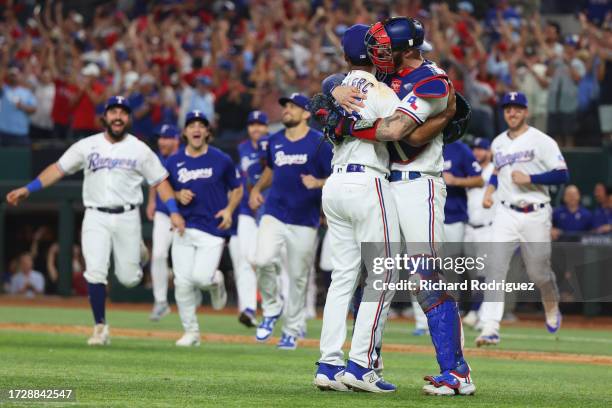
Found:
[0,0,610,148]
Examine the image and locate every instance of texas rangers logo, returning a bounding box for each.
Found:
[494,149,535,169]
[391,78,402,94]
[177,167,213,182]
[87,153,137,172]
[274,151,308,167]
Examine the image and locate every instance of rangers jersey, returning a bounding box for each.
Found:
[491,126,567,205]
[333,70,399,174]
[58,133,168,208]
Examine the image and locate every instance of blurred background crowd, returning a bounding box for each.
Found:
[1,0,611,300]
[0,0,610,148]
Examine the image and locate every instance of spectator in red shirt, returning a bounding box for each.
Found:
[71,63,107,139]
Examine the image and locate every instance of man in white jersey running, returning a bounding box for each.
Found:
[476,91,567,346]
[6,96,185,346]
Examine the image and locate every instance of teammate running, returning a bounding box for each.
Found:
[476,92,567,346]
[165,110,243,347]
[6,96,185,346]
[249,94,333,350]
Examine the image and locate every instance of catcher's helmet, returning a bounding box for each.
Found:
[365,17,433,74]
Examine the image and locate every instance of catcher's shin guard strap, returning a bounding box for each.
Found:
[426,300,465,372]
[351,118,381,141]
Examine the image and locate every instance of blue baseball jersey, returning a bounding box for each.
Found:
[166,146,241,238]
[262,128,332,227]
[443,141,482,224]
[593,207,611,230]
[553,206,593,232]
[237,138,266,217]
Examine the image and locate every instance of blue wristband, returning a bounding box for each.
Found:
[165,198,179,214]
[26,178,43,193]
[489,174,498,188]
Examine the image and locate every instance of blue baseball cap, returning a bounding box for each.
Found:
[472,137,491,150]
[185,110,210,126]
[342,24,370,65]
[104,95,131,113]
[247,110,268,125]
[500,91,528,108]
[278,93,310,111]
[158,124,180,139]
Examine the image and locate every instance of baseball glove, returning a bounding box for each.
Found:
[442,91,471,145]
[309,93,345,145]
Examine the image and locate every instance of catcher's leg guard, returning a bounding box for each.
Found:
[409,257,465,373]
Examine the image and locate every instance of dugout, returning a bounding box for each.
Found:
[1,146,611,315]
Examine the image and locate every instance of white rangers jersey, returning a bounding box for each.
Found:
[467,161,495,225]
[332,70,399,174]
[389,62,449,174]
[491,126,567,205]
[58,133,169,208]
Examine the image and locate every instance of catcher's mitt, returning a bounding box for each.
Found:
[442,91,471,145]
[309,93,345,145]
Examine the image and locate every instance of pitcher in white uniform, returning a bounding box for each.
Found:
[6,96,185,346]
[476,92,568,347]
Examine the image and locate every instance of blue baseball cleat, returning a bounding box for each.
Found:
[475,330,500,347]
[341,360,396,393]
[277,332,298,350]
[255,313,281,342]
[545,310,562,334]
[423,361,476,396]
[313,363,349,391]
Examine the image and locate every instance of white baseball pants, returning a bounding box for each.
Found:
[479,205,559,332]
[172,228,225,333]
[391,176,447,332]
[82,208,143,287]
[320,173,400,368]
[151,211,173,304]
[254,215,317,338]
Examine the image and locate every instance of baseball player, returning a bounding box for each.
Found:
[476,91,568,347]
[146,124,181,321]
[249,93,333,350]
[331,17,475,396]
[6,96,185,346]
[235,110,269,327]
[165,110,243,347]
[314,24,402,392]
[463,137,495,328]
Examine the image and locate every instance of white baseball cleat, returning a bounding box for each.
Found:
[422,362,476,396]
[313,362,349,392]
[545,310,562,334]
[210,270,227,310]
[87,324,110,346]
[175,332,201,347]
[341,360,397,393]
[149,302,171,321]
[462,311,479,329]
[475,330,500,347]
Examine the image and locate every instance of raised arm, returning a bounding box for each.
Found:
[6,163,65,206]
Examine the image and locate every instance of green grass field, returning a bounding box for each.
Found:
[1,305,611,407]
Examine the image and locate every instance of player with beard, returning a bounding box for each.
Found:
[6,96,185,346]
[249,94,333,350]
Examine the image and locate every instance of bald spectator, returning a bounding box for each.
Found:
[9,253,45,298]
[552,185,593,240]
